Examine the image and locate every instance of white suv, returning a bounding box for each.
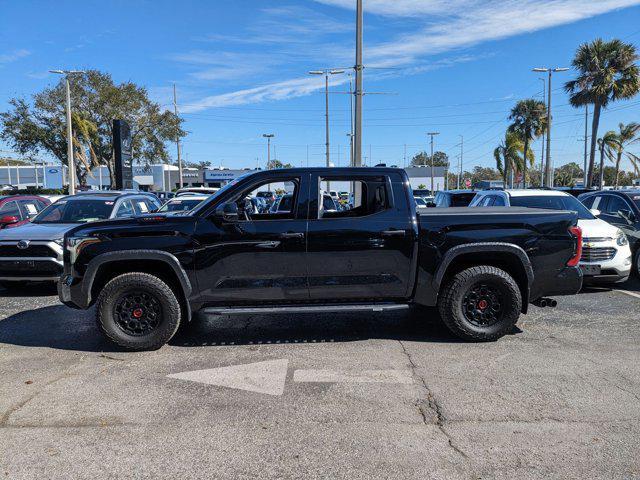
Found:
[469,189,632,284]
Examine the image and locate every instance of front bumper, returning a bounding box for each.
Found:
[57,273,86,309]
[580,240,632,284]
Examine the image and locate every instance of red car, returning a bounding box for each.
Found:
[0,195,51,229]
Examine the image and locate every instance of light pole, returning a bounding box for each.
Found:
[427,132,440,194]
[346,133,354,166]
[49,69,85,195]
[309,69,345,168]
[262,134,274,169]
[353,0,363,167]
[538,77,546,187]
[532,67,569,188]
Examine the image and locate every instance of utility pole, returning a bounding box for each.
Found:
[49,69,84,194]
[173,84,184,188]
[353,0,363,166]
[403,144,407,168]
[309,69,344,168]
[583,105,589,187]
[347,134,354,166]
[539,77,546,187]
[532,67,569,187]
[263,134,274,169]
[427,132,440,193]
[458,135,463,190]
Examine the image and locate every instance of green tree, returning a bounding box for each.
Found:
[267,159,293,169]
[608,122,640,188]
[410,151,449,167]
[564,38,640,187]
[554,162,584,187]
[596,131,618,187]
[507,99,546,188]
[494,131,531,187]
[0,70,185,187]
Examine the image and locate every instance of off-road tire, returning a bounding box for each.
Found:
[438,265,521,341]
[96,272,181,351]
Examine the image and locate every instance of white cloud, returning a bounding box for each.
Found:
[0,49,30,65]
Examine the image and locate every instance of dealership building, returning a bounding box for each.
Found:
[1,163,447,192]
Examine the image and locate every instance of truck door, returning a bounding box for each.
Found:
[193,172,310,305]
[305,172,417,301]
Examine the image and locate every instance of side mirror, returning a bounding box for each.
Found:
[0,215,19,226]
[215,202,238,222]
[590,208,601,217]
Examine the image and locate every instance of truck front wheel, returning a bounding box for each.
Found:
[96,272,181,351]
[438,265,521,341]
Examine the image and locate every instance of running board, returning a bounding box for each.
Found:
[201,303,409,316]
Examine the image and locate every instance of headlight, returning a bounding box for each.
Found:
[66,235,102,263]
[616,230,628,246]
[53,238,64,247]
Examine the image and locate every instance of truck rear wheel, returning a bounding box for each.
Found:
[438,265,521,341]
[96,272,181,351]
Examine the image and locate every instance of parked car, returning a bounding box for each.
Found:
[58,167,582,350]
[578,189,640,276]
[256,191,276,205]
[153,191,176,201]
[0,195,51,229]
[0,192,161,288]
[413,188,432,198]
[470,189,632,284]
[175,187,219,197]
[433,189,478,207]
[414,196,429,210]
[157,195,209,214]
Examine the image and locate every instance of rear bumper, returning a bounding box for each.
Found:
[538,266,583,298]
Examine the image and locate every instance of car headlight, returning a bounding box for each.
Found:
[66,235,102,263]
[616,230,628,246]
[53,238,64,247]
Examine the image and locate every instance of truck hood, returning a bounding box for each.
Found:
[577,218,620,239]
[0,222,77,241]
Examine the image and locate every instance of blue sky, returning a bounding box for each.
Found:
[1,0,640,173]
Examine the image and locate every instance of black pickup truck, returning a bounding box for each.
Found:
[58,168,583,350]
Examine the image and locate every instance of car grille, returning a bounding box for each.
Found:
[581,246,617,262]
[0,244,56,258]
[582,237,613,243]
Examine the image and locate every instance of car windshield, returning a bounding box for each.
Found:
[158,198,204,213]
[626,193,640,209]
[33,199,115,224]
[451,193,477,207]
[510,195,594,219]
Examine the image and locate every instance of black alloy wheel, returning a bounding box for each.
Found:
[113,291,162,336]
[461,283,504,327]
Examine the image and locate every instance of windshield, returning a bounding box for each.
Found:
[158,198,204,213]
[510,195,594,219]
[415,197,426,206]
[627,193,640,210]
[189,172,255,215]
[33,199,115,224]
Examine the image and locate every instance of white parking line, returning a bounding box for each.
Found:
[614,289,640,299]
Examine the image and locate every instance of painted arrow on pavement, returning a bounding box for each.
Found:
[168,359,413,396]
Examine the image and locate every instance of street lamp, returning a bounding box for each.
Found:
[262,134,275,169]
[532,67,569,188]
[309,69,345,168]
[49,69,85,195]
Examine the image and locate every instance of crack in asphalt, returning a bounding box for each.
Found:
[398,340,468,459]
[0,355,85,427]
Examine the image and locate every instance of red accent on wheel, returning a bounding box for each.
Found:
[477,299,488,310]
[132,308,143,318]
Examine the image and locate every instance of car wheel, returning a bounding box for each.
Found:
[96,272,181,351]
[438,265,521,341]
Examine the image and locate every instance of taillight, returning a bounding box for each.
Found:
[567,225,582,267]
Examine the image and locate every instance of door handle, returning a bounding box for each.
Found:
[279,232,305,239]
[381,229,406,236]
[256,241,280,249]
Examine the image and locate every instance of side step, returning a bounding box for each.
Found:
[201,303,409,316]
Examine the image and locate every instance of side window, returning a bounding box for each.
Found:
[0,201,21,218]
[492,195,506,206]
[605,196,631,219]
[481,196,494,207]
[590,195,606,211]
[115,200,135,218]
[232,177,300,221]
[317,176,389,219]
[133,199,154,215]
[580,196,595,209]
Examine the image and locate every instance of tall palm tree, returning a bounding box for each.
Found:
[597,131,618,188]
[608,122,640,188]
[564,38,640,187]
[507,99,546,188]
[494,131,530,187]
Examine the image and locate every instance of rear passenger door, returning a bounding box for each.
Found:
[305,172,417,301]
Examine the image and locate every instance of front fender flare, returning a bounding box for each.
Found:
[82,250,192,312]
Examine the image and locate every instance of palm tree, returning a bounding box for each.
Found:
[507,99,547,188]
[494,131,531,187]
[597,131,618,188]
[564,38,640,187]
[608,122,640,188]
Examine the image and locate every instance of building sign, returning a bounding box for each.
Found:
[204,170,244,182]
[113,119,133,190]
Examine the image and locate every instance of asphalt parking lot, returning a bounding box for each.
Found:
[1,281,639,479]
